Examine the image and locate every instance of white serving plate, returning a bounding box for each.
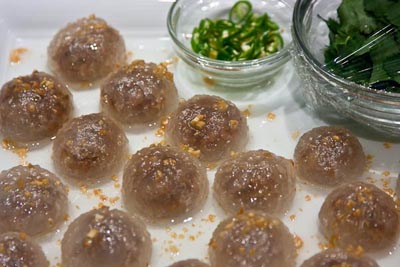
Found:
[0,0,399,266]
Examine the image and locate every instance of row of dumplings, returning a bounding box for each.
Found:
[0,208,388,267]
[0,14,399,267]
[1,119,399,267]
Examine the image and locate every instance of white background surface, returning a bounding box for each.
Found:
[0,0,399,266]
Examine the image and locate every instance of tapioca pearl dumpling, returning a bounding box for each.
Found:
[209,210,296,267]
[165,95,248,163]
[300,248,380,267]
[294,126,366,186]
[0,164,68,236]
[48,15,126,84]
[100,60,178,125]
[319,181,400,252]
[61,207,151,267]
[0,71,73,143]
[0,232,49,267]
[168,259,210,267]
[213,149,296,215]
[52,113,128,183]
[122,145,208,223]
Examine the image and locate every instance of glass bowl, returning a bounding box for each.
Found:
[292,0,400,136]
[167,0,293,89]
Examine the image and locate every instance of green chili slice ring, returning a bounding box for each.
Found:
[229,1,252,24]
[191,0,284,61]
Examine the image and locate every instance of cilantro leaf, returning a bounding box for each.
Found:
[364,0,393,19]
[369,35,400,83]
[323,0,400,92]
[338,0,380,34]
[383,53,400,84]
[385,3,400,28]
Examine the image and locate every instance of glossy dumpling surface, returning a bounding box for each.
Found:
[101,60,178,125]
[300,248,380,267]
[319,181,399,252]
[122,145,208,223]
[52,113,128,183]
[165,95,248,163]
[0,164,68,236]
[294,126,366,186]
[48,15,125,83]
[168,259,209,267]
[209,210,296,267]
[61,207,151,267]
[0,71,72,143]
[0,232,49,267]
[213,149,296,215]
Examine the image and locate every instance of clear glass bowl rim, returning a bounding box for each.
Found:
[292,0,400,101]
[167,0,293,71]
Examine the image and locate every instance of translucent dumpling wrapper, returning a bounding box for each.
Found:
[209,210,296,267]
[61,207,152,267]
[122,145,208,223]
[319,181,400,252]
[0,164,68,236]
[48,15,126,84]
[214,149,296,215]
[165,94,248,164]
[0,71,73,143]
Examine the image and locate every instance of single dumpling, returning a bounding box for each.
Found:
[52,113,128,183]
[122,145,208,223]
[294,126,366,186]
[165,95,248,163]
[0,164,68,236]
[100,60,178,125]
[319,181,399,252]
[0,71,73,143]
[213,149,296,215]
[48,15,126,84]
[61,207,152,267]
[168,259,210,267]
[0,232,49,267]
[209,210,296,267]
[300,248,380,267]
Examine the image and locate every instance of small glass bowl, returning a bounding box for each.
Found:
[167,0,293,89]
[292,0,400,136]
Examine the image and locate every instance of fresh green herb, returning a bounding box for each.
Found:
[191,0,284,61]
[324,0,400,93]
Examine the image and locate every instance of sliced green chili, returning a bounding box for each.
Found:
[191,0,284,61]
[229,1,252,24]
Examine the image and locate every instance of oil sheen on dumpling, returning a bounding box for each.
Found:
[48,15,125,84]
[0,165,68,236]
[319,181,399,252]
[61,207,151,267]
[294,126,366,186]
[209,210,296,267]
[168,259,210,267]
[300,248,380,267]
[0,232,49,267]
[0,71,72,143]
[213,149,296,215]
[52,113,128,183]
[122,145,208,223]
[165,95,248,163]
[101,60,178,125]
